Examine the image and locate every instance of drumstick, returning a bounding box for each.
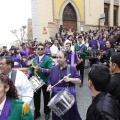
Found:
[51,73,71,89]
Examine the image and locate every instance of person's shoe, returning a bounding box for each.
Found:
[79,83,83,88]
[34,113,41,120]
[45,114,50,120]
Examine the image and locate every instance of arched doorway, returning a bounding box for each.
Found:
[63,3,77,32]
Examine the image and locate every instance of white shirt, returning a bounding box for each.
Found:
[9,70,33,109]
[38,55,44,62]
[0,97,6,115]
[50,44,59,56]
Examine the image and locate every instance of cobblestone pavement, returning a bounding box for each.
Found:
[35,68,92,120]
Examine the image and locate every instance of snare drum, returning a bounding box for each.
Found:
[29,76,45,92]
[48,88,75,117]
[86,50,100,59]
[25,59,32,67]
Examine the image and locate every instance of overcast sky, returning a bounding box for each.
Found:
[0,0,31,45]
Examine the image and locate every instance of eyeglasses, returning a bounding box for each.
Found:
[37,48,44,51]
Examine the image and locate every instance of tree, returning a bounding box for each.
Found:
[10,25,27,44]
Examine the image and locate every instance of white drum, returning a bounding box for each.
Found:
[48,88,75,117]
[25,59,32,67]
[29,76,45,92]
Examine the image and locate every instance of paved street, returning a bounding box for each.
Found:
[35,68,92,120]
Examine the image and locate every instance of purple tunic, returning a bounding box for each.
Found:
[48,65,82,120]
[44,48,51,56]
[99,41,107,51]
[20,48,30,58]
[12,54,22,68]
[98,35,103,41]
[89,39,98,50]
[66,51,78,66]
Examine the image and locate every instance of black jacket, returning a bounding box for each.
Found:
[108,73,120,105]
[103,48,115,67]
[86,93,120,120]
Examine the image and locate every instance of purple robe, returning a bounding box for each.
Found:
[48,65,82,120]
[0,97,11,120]
[99,41,107,51]
[20,48,30,58]
[44,48,51,57]
[20,48,30,67]
[89,39,98,50]
[11,54,22,68]
[98,35,103,41]
[66,51,78,66]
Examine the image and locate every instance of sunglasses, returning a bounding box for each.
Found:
[37,48,44,51]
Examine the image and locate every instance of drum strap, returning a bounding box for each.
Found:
[66,65,70,87]
[11,69,17,84]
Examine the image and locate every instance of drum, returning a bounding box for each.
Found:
[86,50,100,59]
[25,59,32,67]
[115,45,120,52]
[48,88,75,117]
[29,75,45,92]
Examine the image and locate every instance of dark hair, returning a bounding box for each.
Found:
[37,43,45,50]
[10,47,17,55]
[111,52,120,69]
[3,46,7,49]
[107,40,114,48]
[0,75,18,99]
[78,36,82,39]
[21,43,25,46]
[2,56,14,68]
[88,64,111,92]
[65,42,71,46]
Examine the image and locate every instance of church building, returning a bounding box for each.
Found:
[31,0,120,42]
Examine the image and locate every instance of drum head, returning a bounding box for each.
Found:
[48,88,75,117]
[25,59,32,66]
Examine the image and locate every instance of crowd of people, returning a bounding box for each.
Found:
[0,27,120,120]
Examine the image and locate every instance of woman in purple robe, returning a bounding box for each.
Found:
[47,51,82,120]
[20,43,31,67]
[9,47,22,68]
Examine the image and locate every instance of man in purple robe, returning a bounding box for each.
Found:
[65,42,78,67]
[89,34,100,66]
[47,51,82,120]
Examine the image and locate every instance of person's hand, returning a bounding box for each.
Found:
[35,66,42,71]
[47,84,52,92]
[88,47,92,51]
[103,62,107,65]
[97,55,101,59]
[63,76,70,82]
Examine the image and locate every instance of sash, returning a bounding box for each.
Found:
[36,55,46,66]
[71,52,75,66]
[79,44,85,52]
[0,97,11,120]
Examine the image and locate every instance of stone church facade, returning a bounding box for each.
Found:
[31,0,120,42]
